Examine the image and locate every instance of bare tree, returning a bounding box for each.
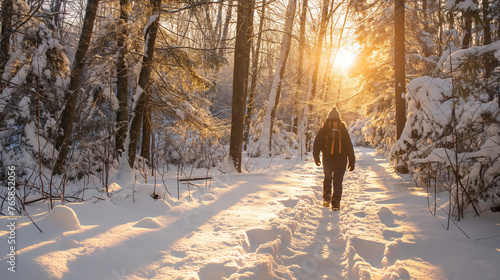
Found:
[230,0,255,172]
[53,0,100,175]
[217,0,234,58]
[292,0,309,135]
[244,0,266,151]
[308,0,331,111]
[127,0,161,168]
[253,0,297,157]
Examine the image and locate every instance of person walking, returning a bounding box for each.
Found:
[313,107,355,210]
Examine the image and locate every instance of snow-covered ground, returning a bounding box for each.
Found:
[1,147,499,280]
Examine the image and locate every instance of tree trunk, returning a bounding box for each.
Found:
[230,0,255,172]
[243,0,266,151]
[482,0,493,83]
[115,0,130,158]
[53,0,99,175]
[308,0,330,111]
[0,0,13,86]
[141,92,152,163]
[462,12,473,49]
[301,0,331,152]
[438,0,443,57]
[421,0,432,57]
[292,0,309,135]
[217,0,233,58]
[127,0,161,168]
[51,0,63,28]
[395,0,406,140]
[460,0,478,49]
[254,0,297,157]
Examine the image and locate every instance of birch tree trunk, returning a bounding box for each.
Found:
[230,0,255,172]
[53,0,99,175]
[127,0,161,168]
[253,0,297,157]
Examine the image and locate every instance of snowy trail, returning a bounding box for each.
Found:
[1,147,500,280]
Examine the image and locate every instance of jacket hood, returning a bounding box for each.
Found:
[327,107,341,120]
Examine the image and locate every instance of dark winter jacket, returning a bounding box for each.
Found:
[313,118,355,169]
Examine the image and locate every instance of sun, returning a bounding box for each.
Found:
[333,48,357,69]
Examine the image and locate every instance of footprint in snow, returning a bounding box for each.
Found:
[198,262,238,280]
[353,212,367,218]
[377,206,396,227]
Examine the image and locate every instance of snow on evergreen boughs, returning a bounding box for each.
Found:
[247,120,298,159]
[0,2,69,185]
[349,93,397,155]
[391,41,500,213]
[440,41,500,74]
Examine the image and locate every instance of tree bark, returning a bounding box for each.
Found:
[51,0,63,28]
[292,0,309,135]
[421,0,432,57]
[243,0,266,151]
[230,0,255,172]
[140,92,152,163]
[254,0,297,157]
[308,0,330,111]
[301,0,332,152]
[53,0,99,175]
[482,0,493,82]
[115,0,130,158]
[395,0,406,140]
[460,0,479,49]
[461,12,473,49]
[438,0,443,57]
[0,0,13,86]
[127,0,161,168]
[217,0,233,58]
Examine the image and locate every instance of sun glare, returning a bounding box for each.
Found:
[333,48,357,69]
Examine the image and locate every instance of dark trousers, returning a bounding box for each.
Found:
[323,163,346,205]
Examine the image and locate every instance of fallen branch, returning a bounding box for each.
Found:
[178,176,213,182]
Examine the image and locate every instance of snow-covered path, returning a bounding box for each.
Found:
[1,147,500,280]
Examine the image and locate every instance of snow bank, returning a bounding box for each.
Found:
[133,217,162,229]
[41,205,81,232]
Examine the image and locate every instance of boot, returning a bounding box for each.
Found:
[331,196,341,211]
[323,179,332,207]
[323,198,330,207]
